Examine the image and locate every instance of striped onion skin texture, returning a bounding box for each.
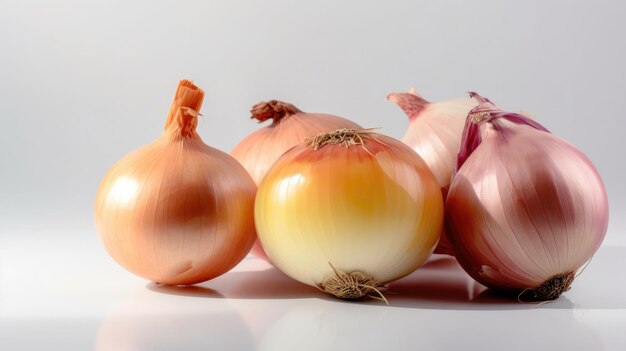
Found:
[95,81,256,285]
[254,134,443,288]
[232,101,361,260]
[388,91,476,190]
[232,101,361,185]
[446,99,608,295]
[388,91,477,255]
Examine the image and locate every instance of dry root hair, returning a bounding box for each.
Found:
[305,128,383,151]
[518,272,575,302]
[317,262,388,304]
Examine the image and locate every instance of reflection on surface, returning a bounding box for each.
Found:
[386,255,486,308]
[146,283,224,298]
[92,249,625,350]
[144,254,603,310]
[257,300,603,351]
[148,259,330,345]
[151,257,328,300]
[276,173,305,203]
[384,255,577,310]
[105,176,139,207]
[94,288,253,351]
[253,254,603,350]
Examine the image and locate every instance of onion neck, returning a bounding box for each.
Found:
[387,90,429,120]
[456,92,551,170]
[164,80,204,130]
[468,91,491,105]
[166,107,201,139]
[250,100,302,125]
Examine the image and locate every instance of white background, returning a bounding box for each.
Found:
[1,1,625,350]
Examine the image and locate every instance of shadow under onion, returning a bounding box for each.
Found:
[142,247,626,311]
[147,262,333,301]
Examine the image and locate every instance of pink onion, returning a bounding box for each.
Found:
[387,89,477,255]
[232,100,361,260]
[445,92,608,300]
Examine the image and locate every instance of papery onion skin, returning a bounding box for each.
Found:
[446,93,608,299]
[232,100,361,260]
[95,80,256,285]
[387,90,477,255]
[254,129,443,298]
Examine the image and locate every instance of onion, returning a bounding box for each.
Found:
[231,100,361,260]
[255,129,443,300]
[446,92,608,300]
[387,89,477,255]
[95,80,257,285]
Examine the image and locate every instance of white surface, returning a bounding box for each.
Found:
[1,223,625,350]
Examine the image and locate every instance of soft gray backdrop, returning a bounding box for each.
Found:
[1,0,625,245]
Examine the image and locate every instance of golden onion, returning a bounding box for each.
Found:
[231,100,361,261]
[254,129,444,300]
[95,80,256,285]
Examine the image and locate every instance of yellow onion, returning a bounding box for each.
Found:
[446,93,608,300]
[231,100,361,260]
[255,129,443,300]
[387,89,477,255]
[94,80,256,285]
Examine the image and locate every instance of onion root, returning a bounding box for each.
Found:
[317,263,388,304]
[519,272,575,302]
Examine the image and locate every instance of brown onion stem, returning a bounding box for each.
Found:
[164,80,204,130]
[250,100,302,124]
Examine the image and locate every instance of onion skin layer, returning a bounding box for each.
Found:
[446,96,608,297]
[388,91,476,190]
[232,100,361,260]
[95,81,257,285]
[388,90,477,256]
[254,132,443,290]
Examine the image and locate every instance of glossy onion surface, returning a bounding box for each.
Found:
[447,120,608,293]
[255,133,443,288]
[232,101,361,185]
[232,100,361,260]
[388,91,476,190]
[388,90,477,255]
[95,81,256,285]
